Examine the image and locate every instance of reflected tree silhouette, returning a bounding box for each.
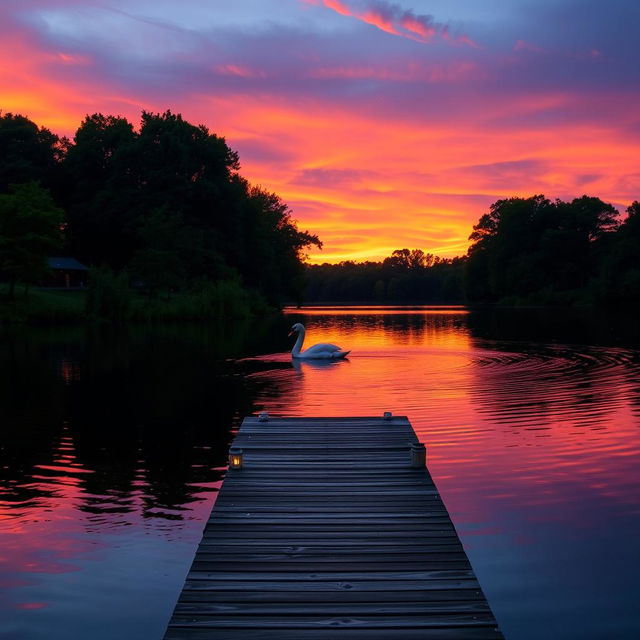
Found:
[0,319,292,529]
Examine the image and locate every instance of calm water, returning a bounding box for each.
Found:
[1,307,639,639]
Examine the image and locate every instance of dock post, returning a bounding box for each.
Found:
[410,441,426,467]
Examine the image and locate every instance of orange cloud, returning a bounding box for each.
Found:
[189,93,636,263]
[1,6,638,266]
[399,15,436,40]
[14,80,633,263]
[359,8,401,36]
[0,32,153,132]
[9,71,635,263]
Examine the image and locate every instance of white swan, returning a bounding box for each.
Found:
[289,323,350,360]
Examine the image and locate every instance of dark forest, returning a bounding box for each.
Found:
[0,111,320,318]
[2,111,640,316]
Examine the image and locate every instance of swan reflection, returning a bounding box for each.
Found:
[291,356,350,373]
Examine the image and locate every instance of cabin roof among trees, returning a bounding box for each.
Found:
[47,257,88,271]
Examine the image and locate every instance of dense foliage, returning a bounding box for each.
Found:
[2,112,640,312]
[0,113,64,194]
[0,111,320,311]
[0,182,64,299]
[305,249,465,303]
[466,195,640,305]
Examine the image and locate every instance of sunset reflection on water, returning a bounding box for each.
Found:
[254,307,640,639]
[1,309,639,639]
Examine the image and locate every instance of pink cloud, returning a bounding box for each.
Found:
[304,0,477,46]
[50,52,93,66]
[399,14,436,40]
[514,39,546,53]
[322,0,352,16]
[215,63,266,79]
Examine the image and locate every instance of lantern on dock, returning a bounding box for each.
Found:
[383,411,392,420]
[258,411,269,422]
[229,447,243,470]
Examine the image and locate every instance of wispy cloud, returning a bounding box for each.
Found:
[303,0,477,46]
[307,60,477,83]
[215,63,267,79]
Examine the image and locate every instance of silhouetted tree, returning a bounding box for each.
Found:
[596,201,640,304]
[60,110,319,305]
[0,113,63,194]
[0,183,64,298]
[465,194,622,304]
[305,250,465,304]
[64,113,137,267]
[238,186,321,305]
[129,208,188,296]
[383,248,437,270]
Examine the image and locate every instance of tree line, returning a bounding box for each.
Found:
[0,111,320,311]
[466,195,640,305]
[305,249,465,303]
[2,111,639,311]
[305,195,640,306]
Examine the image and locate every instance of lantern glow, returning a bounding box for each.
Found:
[229,447,243,470]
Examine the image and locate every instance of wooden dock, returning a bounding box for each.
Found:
[163,416,504,639]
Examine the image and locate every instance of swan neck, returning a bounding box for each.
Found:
[292,327,305,357]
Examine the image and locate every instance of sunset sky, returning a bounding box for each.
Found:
[2,0,639,262]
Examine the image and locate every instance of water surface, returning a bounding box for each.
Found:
[1,308,639,639]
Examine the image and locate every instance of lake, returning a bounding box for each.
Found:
[1,306,639,639]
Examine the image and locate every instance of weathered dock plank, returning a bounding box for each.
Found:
[163,416,503,639]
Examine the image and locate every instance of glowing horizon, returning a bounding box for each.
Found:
[1,0,639,264]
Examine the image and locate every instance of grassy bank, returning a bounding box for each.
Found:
[0,281,270,324]
[0,287,86,323]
